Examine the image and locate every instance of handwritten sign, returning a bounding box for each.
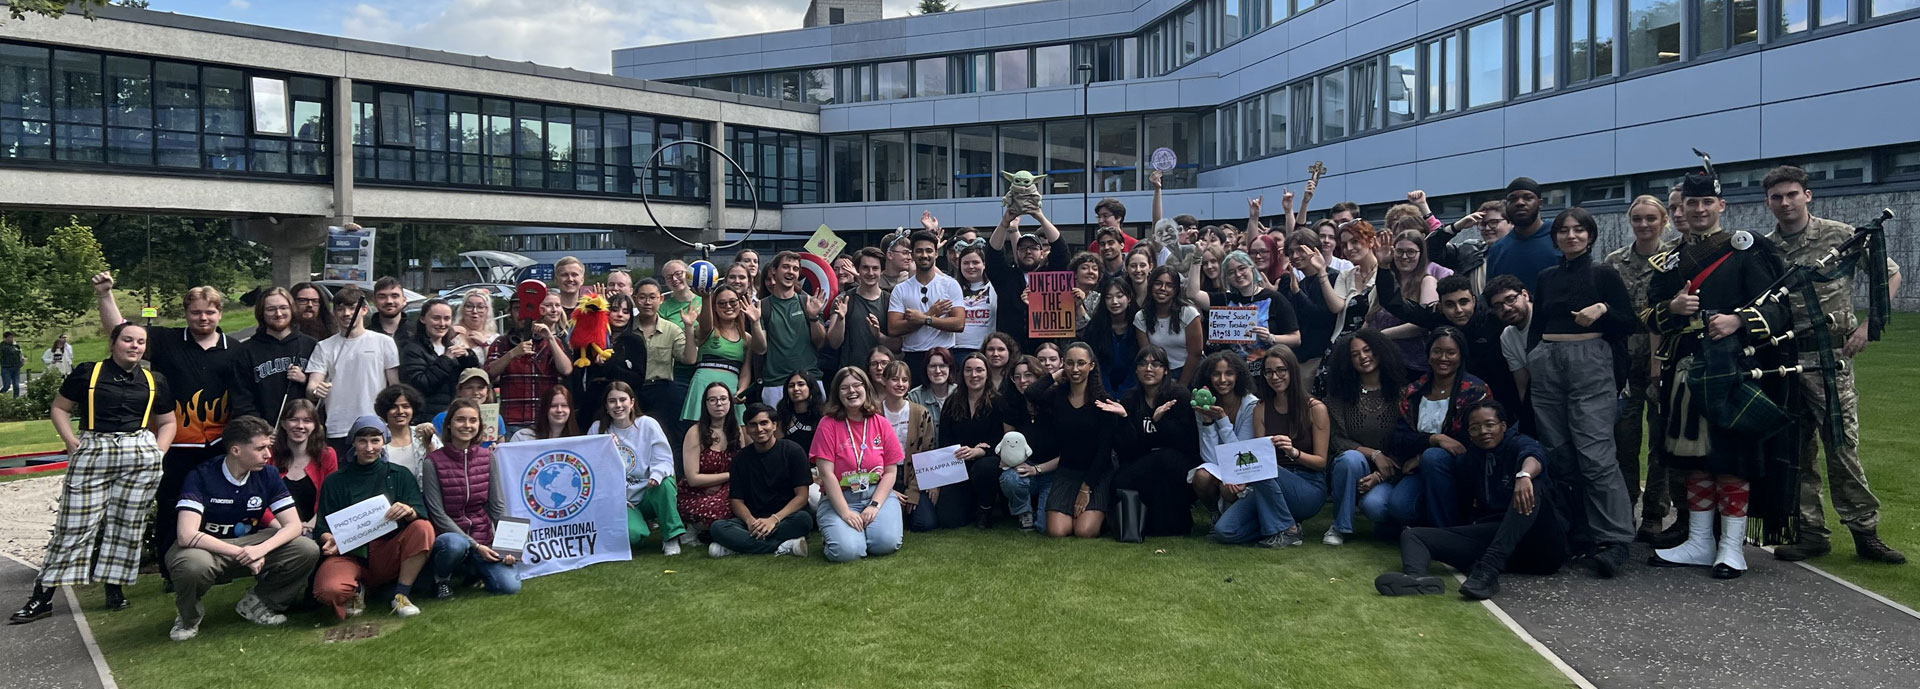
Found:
[1208,306,1258,344]
[1025,271,1077,339]
[491,517,530,558]
[806,225,847,262]
[1203,437,1280,485]
[327,494,397,554]
[910,444,969,490]
[1151,147,1178,172]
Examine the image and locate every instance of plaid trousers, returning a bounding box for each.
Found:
[38,431,163,587]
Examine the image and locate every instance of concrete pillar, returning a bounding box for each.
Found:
[704,118,729,246]
[332,76,355,225]
[235,218,330,287]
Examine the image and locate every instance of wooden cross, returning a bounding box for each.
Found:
[1307,161,1327,181]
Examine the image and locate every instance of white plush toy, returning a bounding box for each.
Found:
[996,432,1033,468]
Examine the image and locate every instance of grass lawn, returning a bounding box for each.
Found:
[78,521,1574,689]
[0,420,65,456]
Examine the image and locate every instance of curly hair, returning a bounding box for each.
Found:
[1325,329,1406,406]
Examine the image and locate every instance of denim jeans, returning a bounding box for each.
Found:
[1361,473,1427,528]
[1,367,19,396]
[999,468,1054,519]
[710,512,815,554]
[429,532,522,595]
[1213,468,1328,544]
[818,490,904,563]
[1419,447,1463,527]
[1327,450,1369,534]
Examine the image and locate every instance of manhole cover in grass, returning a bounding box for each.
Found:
[323,623,382,642]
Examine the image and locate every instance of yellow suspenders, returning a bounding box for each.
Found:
[87,361,156,431]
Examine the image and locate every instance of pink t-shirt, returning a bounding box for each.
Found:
[808,414,904,490]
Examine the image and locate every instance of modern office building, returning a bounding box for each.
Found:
[618,0,1920,307]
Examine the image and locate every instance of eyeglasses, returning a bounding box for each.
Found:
[1468,421,1504,433]
[1263,367,1291,378]
[1490,292,1524,310]
[1393,249,1421,258]
[263,305,291,314]
[716,298,742,308]
[1137,359,1168,370]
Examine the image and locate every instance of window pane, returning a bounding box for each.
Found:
[911,130,949,200]
[1538,4,1556,91]
[1385,47,1416,126]
[202,67,244,135]
[1,44,51,121]
[994,49,1028,90]
[1290,82,1315,148]
[1319,71,1346,140]
[777,72,801,102]
[1874,0,1920,18]
[1219,103,1239,165]
[1034,45,1072,87]
[1595,0,1616,76]
[52,50,102,125]
[1734,0,1758,44]
[914,58,946,97]
[1239,98,1262,161]
[1571,0,1594,82]
[1179,8,1201,64]
[1628,0,1681,72]
[102,57,151,130]
[1466,19,1503,108]
[155,130,194,167]
[877,61,909,100]
[1700,0,1729,53]
[1094,116,1139,193]
[954,125,995,198]
[250,76,289,135]
[999,123,1041,189]
[1224,0,1245,43]
[103,126,147,165]
[1349,60,1379,132]
[1043,120,1084,195]
[870,132,907,201]
[805,69,834,104]
[546,106,573,190]
[1145,112,1199,189]
[1264,89,1287,154]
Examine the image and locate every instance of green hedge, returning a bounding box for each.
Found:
[0,374,62,422]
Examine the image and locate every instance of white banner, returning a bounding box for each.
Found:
[494,435,633,579]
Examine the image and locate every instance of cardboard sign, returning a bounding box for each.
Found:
[909,445,969,490]
[1208,306,1258,344]
[327,494,397,554]
[1202,437,1280,485]
[1025,271,1077,339]
[806,225,847,262]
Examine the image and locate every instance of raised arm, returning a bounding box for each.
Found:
[91,272,125,333]
[1031,207,1062,245]
[1150,170,1164,224]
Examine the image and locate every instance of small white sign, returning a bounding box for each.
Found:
[909,444,969,490]
[1203,438,1280,485]
[327,494,398,554]
[1151,147,1178,172]
[1208,306,1258,345]
[492,517,531,558]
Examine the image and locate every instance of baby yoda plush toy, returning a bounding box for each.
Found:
[1001,170,1047,216]
[996,431,1034,469]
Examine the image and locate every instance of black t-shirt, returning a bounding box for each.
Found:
[837,289,891,373]
[60,361,175,433]
[985,238,1068,349]
[731,438,813,519]
[782,407,821,453]
[143,326,234,447]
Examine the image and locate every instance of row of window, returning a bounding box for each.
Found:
[1207,0,1916,165]
[725,125,824,205]
[823,113,1204,205]
[672,0,1916,110]
[0,41,328,175]
[497,231,618,253]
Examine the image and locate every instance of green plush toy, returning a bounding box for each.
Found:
[1191,388,1216,409]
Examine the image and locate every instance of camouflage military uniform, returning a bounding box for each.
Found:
[1766,215,1902,543]
[1605,241,1683,526]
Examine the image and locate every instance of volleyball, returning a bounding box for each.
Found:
[688,260,719,292]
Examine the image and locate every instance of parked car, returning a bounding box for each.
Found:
[439,283,514,301]
[312,280,428,303]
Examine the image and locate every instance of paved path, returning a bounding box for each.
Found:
[1492,542,1920,689]
[0,556,110,689]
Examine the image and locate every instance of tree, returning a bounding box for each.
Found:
[376,223,500,287]
[0,216,110,335]
[3,211,269,316]
[6,0,115,21]
[912,0,958,14]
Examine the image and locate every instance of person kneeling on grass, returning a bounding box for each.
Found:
[1376,401,1566,600]
[709,404,814,557]
[420,399,521,600]
[312,416,436,619]
[590,381,688,557]
[166,415,321,641]
[1206,346,1352,548]
[811,367,905,562]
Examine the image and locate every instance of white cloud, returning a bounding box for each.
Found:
[228,0,251,9]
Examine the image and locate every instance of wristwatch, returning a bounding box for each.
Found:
[1514,470,1533,480]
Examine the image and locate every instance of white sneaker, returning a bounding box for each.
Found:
[678,532,702,548]
[662,539,682,557]
[168,616,199,641]
[345,590,366,618]
[1322,526,1346,546]
[234,592,287,626]
[390,594,420,618]
[708,542,734,558]
[775,537,808,558]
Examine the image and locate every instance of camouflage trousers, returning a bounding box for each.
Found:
[1791,351,1881,541]
[1619,374,1686,524]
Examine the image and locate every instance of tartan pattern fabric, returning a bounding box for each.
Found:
[488,336,563,427]
[1717,476,1751,518]
[38,431,163,587]
[1685,472,1717,512]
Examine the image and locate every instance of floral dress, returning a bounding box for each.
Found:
[677,445,735,528]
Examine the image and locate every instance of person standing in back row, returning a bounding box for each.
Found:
[985,207,1068,353]
[757,252,825,408]
[888,231,965,388]
[1484,177,1558,293]
[305,285,401,461]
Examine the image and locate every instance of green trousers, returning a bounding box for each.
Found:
[626,479,687,546]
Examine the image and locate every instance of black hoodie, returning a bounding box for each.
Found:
[229,328,318,422]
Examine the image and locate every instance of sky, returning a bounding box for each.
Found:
[144,0,1033,73]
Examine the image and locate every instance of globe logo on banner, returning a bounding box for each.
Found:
[521,451,596,521]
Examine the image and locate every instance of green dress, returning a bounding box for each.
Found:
[682,330,746,422]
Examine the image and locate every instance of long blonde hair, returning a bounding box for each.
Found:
[461,288,497,341]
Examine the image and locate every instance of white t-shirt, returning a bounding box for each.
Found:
[383,424,441,484]
[1133,305,1203,370]
[884,400,912,447]
[307,331,400,439]
[1416,396,1448,434]
[1501,314,1533,373]
[888,271,965,353]
[956,281,997,350]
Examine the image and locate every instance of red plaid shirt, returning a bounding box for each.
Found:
[488,336,565,427]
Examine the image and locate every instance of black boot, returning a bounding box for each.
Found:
[1114,489,1145,544]
[9,585,55,625]
[103,584,129,612]
[1460,563,1501,600]
[1649,519,1690,550]
[1853,530,1908,564]
[1592,543,1629,579]
[1773,538,1831,562]
[973,507,994,530]
[1374,572,1446,596]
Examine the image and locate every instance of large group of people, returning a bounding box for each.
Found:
[6,163,1904,641]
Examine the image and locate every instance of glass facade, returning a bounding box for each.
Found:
[2,40,327,175]
[728,125,822,205]
[1627,0,1683,72]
